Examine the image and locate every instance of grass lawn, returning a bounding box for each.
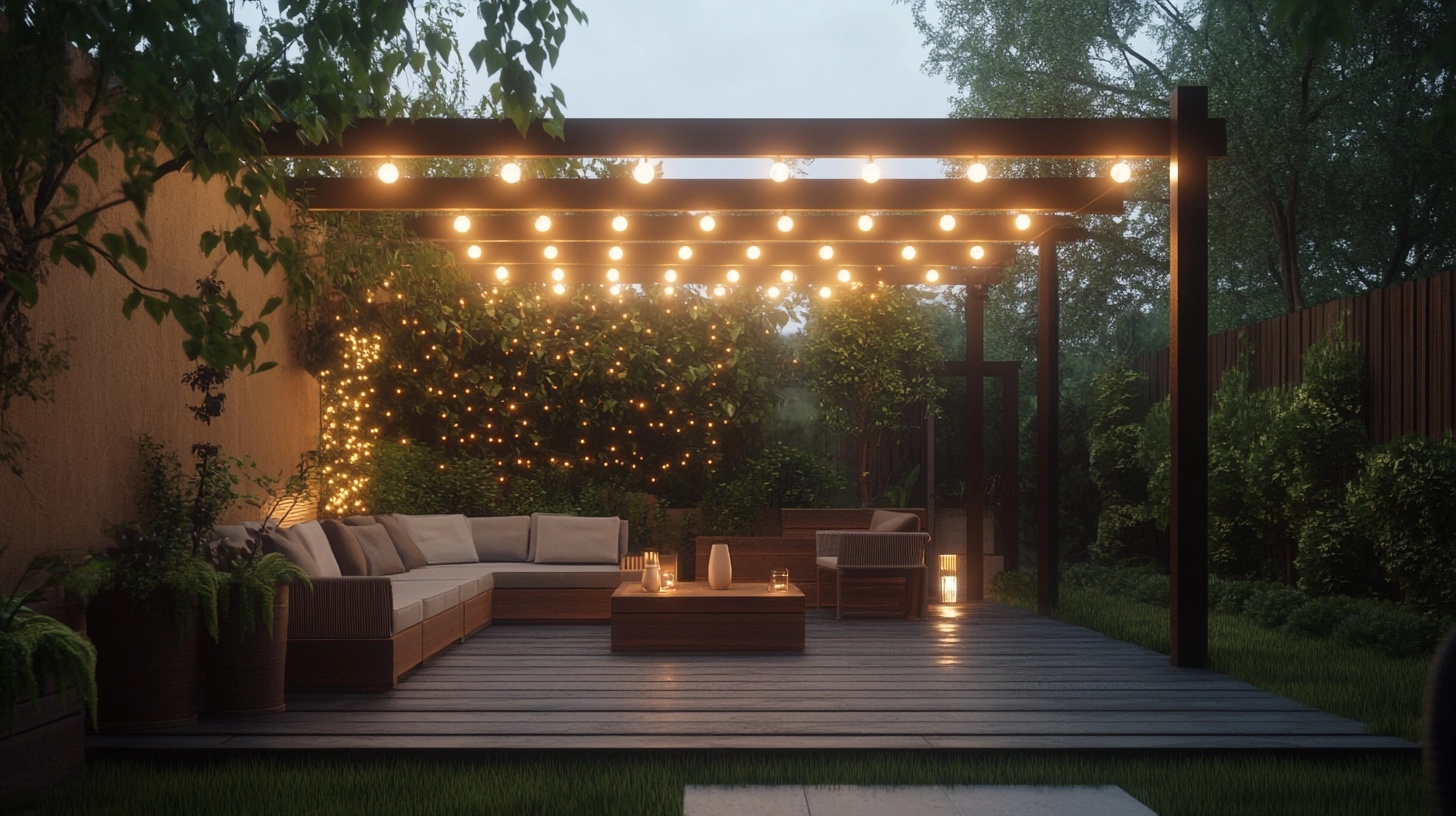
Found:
[9,752,1426,816]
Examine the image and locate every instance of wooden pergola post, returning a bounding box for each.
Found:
[964,279,988,601]
[1036,237,1060,614]
[1170,86,1211,668]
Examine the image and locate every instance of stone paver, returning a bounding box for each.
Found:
[683,785,1156,816]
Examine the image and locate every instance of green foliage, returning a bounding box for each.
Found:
[1294,505,1379,599]
[577,482,672,554]
[1353,432,1456,615]
[0,552,97,728]
[988,567,1036,608]
[1331,600,1442,659]
[1206,361,1286,580]
[799,286,944,506]
[1281,595,1360,639]
[699,443,850,535]
[1243,584,1307,629]
[1207,577,1263,615]
[213,552,309,643]
[364,441,501,517]
[1092,504,1160,566]
[1087,364,1160,565]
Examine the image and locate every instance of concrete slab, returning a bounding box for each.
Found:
[943,785,1157,816]
[804,785,959,815]
[684,785,809,816]
[683,785,1157,816]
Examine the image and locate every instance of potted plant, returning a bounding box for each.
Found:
[82,437,222,731]
[0,551,96,799]
[200,454,313,717]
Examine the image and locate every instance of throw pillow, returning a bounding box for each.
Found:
[352,523,406,576]
[367,514,430,570]
[392,514,478,565]
[868,510,920,533]
[320,519,369,576]
[287,520,342,578]
[468,516,531,562]
[261,529,320,577]
[530,514,622,564]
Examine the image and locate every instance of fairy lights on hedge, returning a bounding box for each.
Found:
[320,329,382,513]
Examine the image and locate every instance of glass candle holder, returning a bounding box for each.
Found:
[661,570,676,591]
[769,569,790,592]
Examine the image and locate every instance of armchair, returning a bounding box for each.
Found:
[815,510,929,619]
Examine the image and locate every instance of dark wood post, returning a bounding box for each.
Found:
[1036,239,1060,614]
[1001,366,1020,571]
[1170,86,1211,668]
[964,280,987,601]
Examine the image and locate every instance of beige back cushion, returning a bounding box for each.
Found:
[288,520,342,578]
[392,514,478,565]
[530,514,624,564]
[469,516,532,562]
[868,510,921,533]
[262,529,320,577]
[353,523,407,576]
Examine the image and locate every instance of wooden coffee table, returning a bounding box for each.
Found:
[610,581,805,652]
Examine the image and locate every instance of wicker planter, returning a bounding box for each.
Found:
[201,585,291,717]
[0,689,84,800]
[87,590,199,731]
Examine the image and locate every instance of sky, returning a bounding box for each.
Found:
[530,1,960,179]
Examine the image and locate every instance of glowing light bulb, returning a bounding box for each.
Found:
[858,214,874,232]
[726,269,741,283]
[535,215,552,232]
[713,284,727,297]
[377,161,400,184]
[609,284,622,296]
[777,215,794,232]
[780,269,795,283]
[746,245,762,260]
[606,268,620,282]
[940,214,957,231]
[969,244,986,261]
[1015,213,1032,230]
[901,245,917,261]
[699,215,716,232]
[770,160,790,182]
[633,158,655,184]
[967,161,988,183]
[664,269,678,283]
[608,245,624,261]
[664,285,675,296]
[543,245,559,260]
[861,158,881,184]
[494,266,509,282]
[466,245,483,260]
[500,161,522,183]
[1110,160,1132,183]
[766,286,781,299]
[837,269,851,283]
[818,286,833,299]
[551,267,565,282]
[817,245,835,261]
[453,214,471,233]
[677,245,693,261]
[611,215,628,232]
[926,268,941,283]
[552,282,566,295]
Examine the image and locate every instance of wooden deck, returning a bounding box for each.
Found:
[88,602,1416,752]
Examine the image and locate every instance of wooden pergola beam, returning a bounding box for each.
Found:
[410,214,1086,243]
[443,241,1019,268]
[288,177,1127,214]
[265,117,1227,159]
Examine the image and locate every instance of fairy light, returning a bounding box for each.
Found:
[818,245,834,260]
[320,329,382,513]
[857,214,874,231]
[699,215,716,231]
[837,269,851,283]
[466,245,483,260]
[500,161,522,183]
[777,215,794,232]
[939,214,956,231]
[967,160,988,183]
[611,215,628,232]
[969,245,986,261]
[535,215,552,232]
[746,245,762,260]
[1015,213,1032,230]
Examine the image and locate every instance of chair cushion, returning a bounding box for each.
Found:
[392,514,478,565]
[868,510,921,532]
[390,564,497,598]
[531,514,622,564]
[353,523,406,576]
[343,514,429,571]
[469,516,531,562]
[288,520,342,578]
[390,599,423,634]
[816,556,839,571]
[389,580,460,620]
[321,519,369,576]
[262,529,320,577]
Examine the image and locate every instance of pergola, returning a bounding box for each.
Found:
[268,87,1226,668]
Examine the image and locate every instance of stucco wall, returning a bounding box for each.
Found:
[0,167,318,584]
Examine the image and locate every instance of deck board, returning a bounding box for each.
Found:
[87,602,1417,753]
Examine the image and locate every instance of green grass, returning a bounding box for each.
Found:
[1006,583,1430,742]
[9,752,1426,816]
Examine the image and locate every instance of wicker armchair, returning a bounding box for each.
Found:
[815,511,929,619]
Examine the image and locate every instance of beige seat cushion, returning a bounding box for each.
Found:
[389,581,461,620]
[390,564,497,598]
[390,599,424,634]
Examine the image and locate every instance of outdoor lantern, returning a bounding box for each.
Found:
[939,553,959,604]
[642,550,661,592]
[770,569,790,592]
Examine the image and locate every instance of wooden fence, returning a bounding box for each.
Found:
[1133,269,1455,444]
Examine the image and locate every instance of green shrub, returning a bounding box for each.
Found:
[1282,595,1361,639]
[699,443,848,534]
[1090,504,1160,566]
[1208,578,1263,615]
[1294,505,1379,599]
[1332,600,1440,658]
[1131,572,1170,606]
[1355,432,1456,615]
[1244,584,1307,629]
[364,442,500,516]
[989,568,1036,608]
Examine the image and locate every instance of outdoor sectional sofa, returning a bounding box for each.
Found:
[260,512,634,691]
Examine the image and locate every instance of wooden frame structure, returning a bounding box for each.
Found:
[270,90,1226,667]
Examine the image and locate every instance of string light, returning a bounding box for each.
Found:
[777,215,794,232]
[818,286,833,299]
[551,267,565,282]
[1110,160,1132,183]
[612,215,628,232]
[726,269,741,283]
[543,245,559,260]
[770,159,791,182]
[494,266,509,282]
[606,268,620,282]
[466,245,483,260]
[858,214,874,231]
[765,286,781,299]
[699,214,716,231]
[925,268,941,283]
[967,160,988,183]
[861,158,881,183]
[633,158,655,184]
[500,161,522,183]
[535,215,552,232]
[608,245,624,261]
[552,282,566,295]
[712,284,727,297]
[677,245,693,260]
[818,245,834,260]
[664,269,678,283]
[969,244,986,261]
[837,269,851,283]
[746,245,762,260]
[780,269,795,283]
[1015,213,1032,230]
[377,161,400,184]
[939,214,957,231]
[453,215,471,233]
[901,245,917,261]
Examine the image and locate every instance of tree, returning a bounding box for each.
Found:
[0,0,585,473]
[907,0,1456,322]
[799,286,944,506]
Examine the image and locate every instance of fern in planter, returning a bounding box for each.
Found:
[0,552,97,728]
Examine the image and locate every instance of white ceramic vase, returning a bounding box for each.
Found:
[707,543,732,590]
